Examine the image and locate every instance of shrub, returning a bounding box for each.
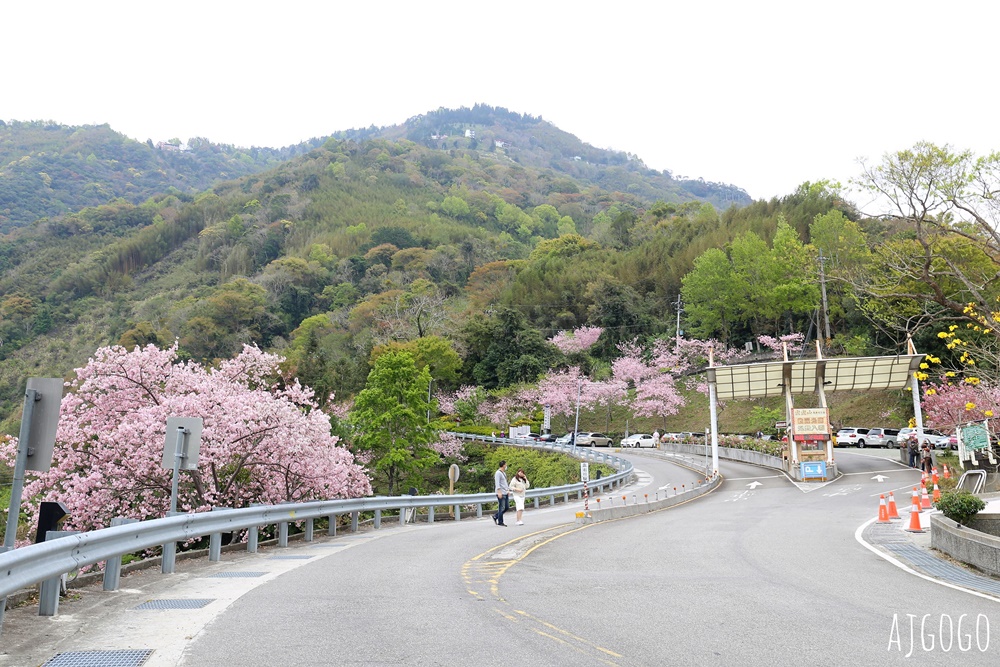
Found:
[934,489,986,525]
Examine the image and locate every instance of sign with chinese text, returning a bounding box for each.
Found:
[792,408,830,436]
[960,424,990,451]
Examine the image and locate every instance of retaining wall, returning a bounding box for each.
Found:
[930,513,1000,578]
[576,475,722,523]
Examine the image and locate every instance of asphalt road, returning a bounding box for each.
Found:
[4,448,999,666]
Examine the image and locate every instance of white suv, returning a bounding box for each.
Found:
[835,427,870,447]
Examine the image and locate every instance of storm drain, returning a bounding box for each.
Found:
[133,598,214,610]
[42,649,153,666]
[885,544,1000,595]
[206,571,267,578]
[269,555,314,560]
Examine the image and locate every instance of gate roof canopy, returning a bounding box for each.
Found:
[706,354,924,401]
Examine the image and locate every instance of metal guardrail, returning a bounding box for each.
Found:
[0,438,632,606]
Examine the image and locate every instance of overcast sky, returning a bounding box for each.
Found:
[5,1,998,206]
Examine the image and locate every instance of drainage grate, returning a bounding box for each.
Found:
[885,544,1000,595]
[133,598,214,610]
[206,571,267,578]
[866,522,910,544]
[268,555,314,560]
[43,649,154,666]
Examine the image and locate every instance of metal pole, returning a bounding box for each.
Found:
[818,254,831,342]
[572,380,582,448]
[3,388,38,550]
[169,426,186,515]
[426,378,432,424]
[162,426,187,574]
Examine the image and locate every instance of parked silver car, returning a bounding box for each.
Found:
[575,432,612,447]
[864,428,900,448]
[835,427,870,447]
[896,427,950,449]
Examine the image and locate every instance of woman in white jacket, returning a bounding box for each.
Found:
[509,469,530,525]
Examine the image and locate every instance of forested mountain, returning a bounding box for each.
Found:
[3,107,982,437]
[0,120,324,231]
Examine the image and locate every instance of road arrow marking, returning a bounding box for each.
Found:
[872,474,889,482]
[747,481,763,489]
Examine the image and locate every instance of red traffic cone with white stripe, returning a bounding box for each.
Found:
[932,483,941,503]
[911,487,921,513]
[932,467,939,485]
[943,464,951,480]
[887,491,901,520]
[906,506,925,533]
[877,495,890,523]
[921,485,933,510]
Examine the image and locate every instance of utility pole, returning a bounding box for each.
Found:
[818,254,831,343]
[674,294,683,345]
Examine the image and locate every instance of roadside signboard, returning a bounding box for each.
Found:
[792,408,829,436]
[801,461,827,480]
[580,462,590,482]
[960,423,990,451]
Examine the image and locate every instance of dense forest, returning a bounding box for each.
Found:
[0,109,995,441]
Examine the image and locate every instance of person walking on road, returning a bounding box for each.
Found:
[907,434,919,468]
[492,461,510,526]
[509,468,530,525]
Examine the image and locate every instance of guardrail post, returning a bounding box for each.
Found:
[278,520,289,547]
[104,517,138,591]
[40,530,77,616]
[329,514,338,536]
[549,494,555,506]
[374,510,381,529]
[533,497,540,509]
[247,503,262,553]
[476,504,482,518]
[428,506,435,523]
[162,511,180,574]
[399,506,407,525]
[209,507,231,562]
[305,518,315,541]
[453,504,461,521]
[351,511,359,532]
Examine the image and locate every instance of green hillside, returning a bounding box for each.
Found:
[0,108,979,438]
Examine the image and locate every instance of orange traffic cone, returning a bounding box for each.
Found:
[943,464,951,480]
[887,491,901,520]
[911,487,921,513]
[906,507,925,533]
[932,467,939,485]
[921,485,933,510]
[877,495,890,523]
[933,483,941,503]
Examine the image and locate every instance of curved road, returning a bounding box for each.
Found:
[178,450,1000,666]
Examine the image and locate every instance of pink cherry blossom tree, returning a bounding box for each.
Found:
[921,378,1000,435]
[549,326,604,355]
[0,343,371,537]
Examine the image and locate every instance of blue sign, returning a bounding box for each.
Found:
[801,461,827,480]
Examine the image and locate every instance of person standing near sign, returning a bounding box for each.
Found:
[509,468,530,525]
[920,442,933,473]
[492,461,509,526]
[907,434,919,468]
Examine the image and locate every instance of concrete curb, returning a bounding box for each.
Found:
[575,475,722,523]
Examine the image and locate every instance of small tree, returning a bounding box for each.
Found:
[349,351,438,494]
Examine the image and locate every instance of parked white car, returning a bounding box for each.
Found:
[620,433,657,448]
